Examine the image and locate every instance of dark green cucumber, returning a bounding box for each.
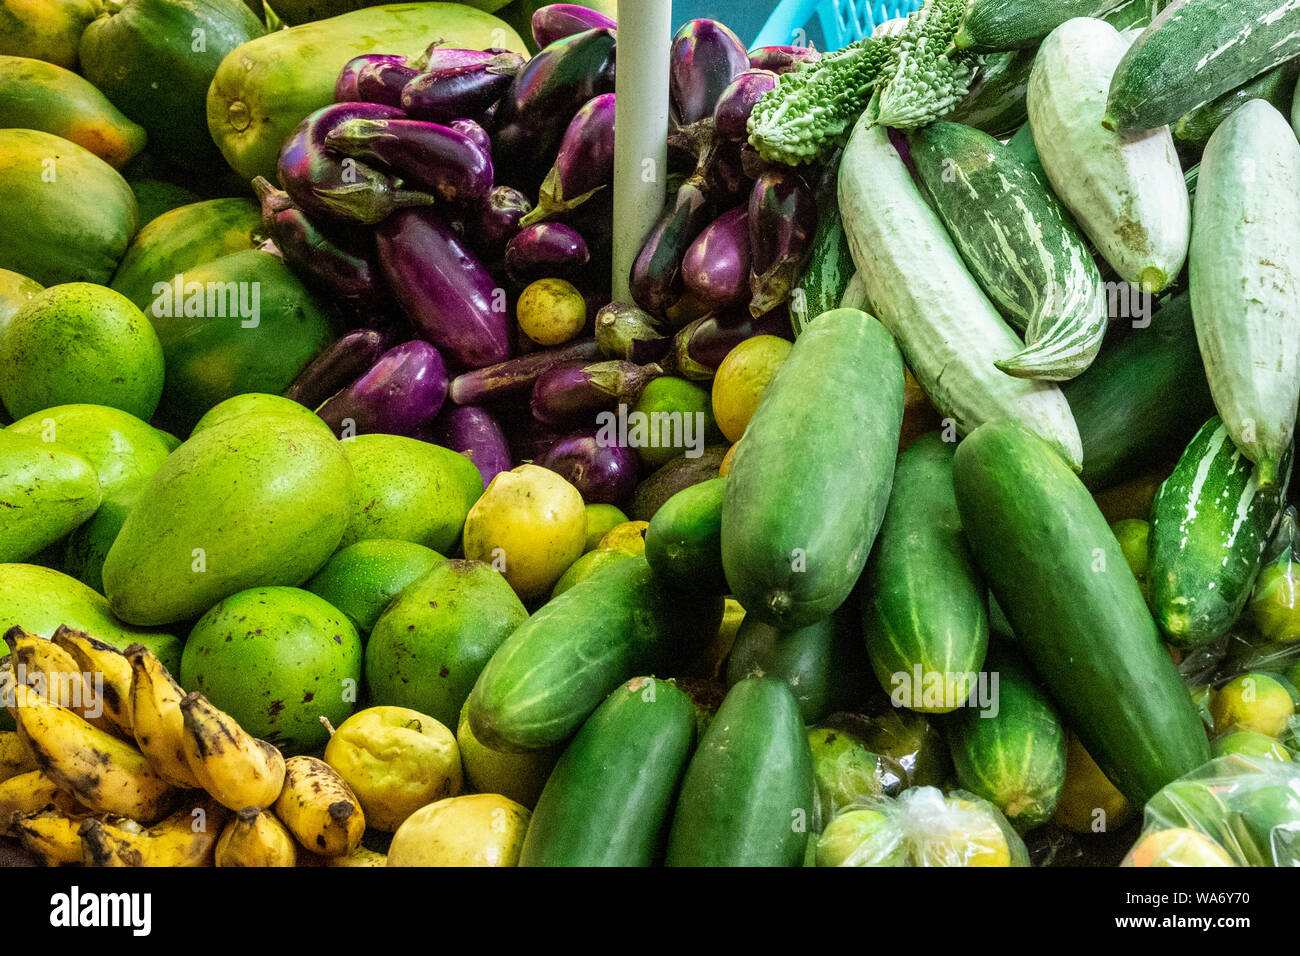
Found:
[1147,416,1293,648]
[862,432,989,714]
[1063,291,1215,491]
[1107,0,1300,133]
[952,419,1210,805]
[946,648,1067,831]
[467,556,717,752]
[790,158,855,336]
[1102,0,1177,31]
[1172,62,1300,153]
[519,677,696,867]
[945,48,1036,138]
[721,308,903,629]
[956,0,1128,49]
[644,477,725,594]
[664,676,814,867]
[1005,122,1047,183]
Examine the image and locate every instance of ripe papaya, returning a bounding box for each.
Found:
[0,0,102,70]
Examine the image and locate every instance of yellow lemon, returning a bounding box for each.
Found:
[597,520,649,555]
[516,278,586,346]
[1211,672,1295,738]
[710,335,792,443]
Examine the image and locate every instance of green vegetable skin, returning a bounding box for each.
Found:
[1173,62,1300,152]
[945,47,1035,138]
[520,677,695,867]
[644,477,726,594]
[955,0,1127,50]
[0,431,102,564]
[952,419,1210,805]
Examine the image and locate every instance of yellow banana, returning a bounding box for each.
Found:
[328,845,387,867]
[10,684,175,823]
[127,644,201,789]
[51,625,135,735]
[0,770,61,830]
[5,628,119,735]
[80,795,228,867]
[179,692,285,811]
[214,807,298,867]
[275,755,365,857]
[0,730,36,783]
[10,807,88,866]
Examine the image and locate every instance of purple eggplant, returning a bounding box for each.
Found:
[411,46,504,72]
[491,27,617,191]
[670,306,793,380]
[449,119,492,157]
[335,54,406,102]
[376,208,511,370]
[713,69,778,143]
[467,185,533,257]
[400,53,524,124]
[682,205,750,310]
[536,429,639,504]
[316,339,448,437]
[629,178,711,312]
[748,45,822,75]
[354,60,422,108]
[670,20,749,128]
[426,404,511,488]
[594,301,671,364]
[504,222,590,285]
[324,118,493,207]
[748,168,818,317]
[520,92,615,226]
[285,328,393,410]
[448,338,601,405]
[531,359,664,428]
[712,141,750,200]
[532,4,617,49]
[278,103,437,224]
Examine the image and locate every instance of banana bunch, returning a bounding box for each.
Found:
[80,796,228,867]
[214,807,297,867]
[275,756,365,858]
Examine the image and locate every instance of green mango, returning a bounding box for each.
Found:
[340,434,483,553]
[0,429,101,563]
[305,538,444,633]
[190,392,332,440]
[0,0,102,70]
[0,268,41,339]
[101,412,355,625]
[366,559,528,729]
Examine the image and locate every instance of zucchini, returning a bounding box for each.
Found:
[952,419,1210,805]
[1190,98,1300,488]
[862,432,989,713]
[720,308,903,630]
[838,119,1083,469]
[644,477,725,594]
[1102,0,1177,32]
[1063,291,1215,491]
[945,48,1036,139]
[956,0,1128,50]
[790,159,855,337]
[519,677,695,867]
[664,676,814,867]
[910,121,1107,381]
[947,647,1067,831]
[1148,416,1293,648]
[1173,61,1300,155]
[1107,0,1300,134]
[1027,17,1189,293]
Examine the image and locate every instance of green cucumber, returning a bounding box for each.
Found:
[862,433,990,713]
[789,160,855,337]
[519,677,695,867]
[910,121,1107,381]
[720,308,903,630]
[946,648,1067,831]
[952,419,1210,805]
[945,48,1036,138]
[956,0,1128,49]
[644,477,725,594]
[1148,417,1293,648]
[1102,0,1177,32]
[1063,291,1215,491]
[1107,0,1300,134]
[1006,122,1047,182]
[1173,61,1300,154]
[664,676,814,867]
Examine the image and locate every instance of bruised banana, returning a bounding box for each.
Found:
[0,770,61,830]
[10,684,175,823]
[328,845,387,867]
[180,692,285,811]
[0,730,36,783]
[214,807,298,867]
[52,625,135,735]
[5,628,118,735]
[127,644,201,789]
[10,807,89,866]
[80,795,228,867]
[275,755,365,857]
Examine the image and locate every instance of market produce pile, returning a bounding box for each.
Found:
[2,0,1300,868]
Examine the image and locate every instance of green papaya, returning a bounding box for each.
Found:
[127,179,202,227]
[0,430,102,563]
[0,0,102,70]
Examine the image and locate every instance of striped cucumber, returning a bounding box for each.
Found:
[790,158,856,337]
[862,433,989,713]
[955,0,1128,49]
[1148,416,1293,648]
[1028,17,1189,293]
[1172,62,1300,154]
[1006,122,1047,182]
[1190,98,1300,488]
[838,119,1083,469]
[945,48,1036,138]
[1107,0,1300,134]
[910,121,1108,381]
[1102,0,1178,32]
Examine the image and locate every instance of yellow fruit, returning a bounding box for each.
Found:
[328,845,387,867]
[0,769,61,830]
[516,278,586,346]
[597,520,649,555]
[710,335,792,443]
[179,691,285,812]
[1211,673,1295,738]
[718,442,738,477]
[0,729,35,783]
[80,795,228,867]
[816,808,907,867]
[323,706,462,832]
[214,807,297,868]
[463,464,587,600]
[455,699,559,809]
[9,806,87,865]
[1052,733,1133,834]
[127,643,201,789]
[387,793,530,867]
[1125,827,1236,867]
[583,503,628,552]
[913,796,1013,867]
[50,625,135,735]
[274,755,365,857]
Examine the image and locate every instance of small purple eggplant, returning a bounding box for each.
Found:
[536,429,639,504]
[713,69,778,143]
[376,208,511,370]
[629,178,712,312]
[670,20,750,128]
[467,185,533,258]
[531,360,663,428]
[670,306,793,380]
[594,301,671,364]
[317,339,448,438]
[747,45,822,75]
[450,119,492,157]
[426,404,511,488]
[324,118,493,207]
[400,53,524,124]
[277,103,436,224]
[520,92,615,226]
[410,46,504,72]
[335,54,406,102]
[448,338,601,405]
[354,60,422,108]
[504,223,590,285]
[285,328,393,410]
[711,141,750,200]
[748,168,818,317]
[533,4,617,49]
[682,205,750,310]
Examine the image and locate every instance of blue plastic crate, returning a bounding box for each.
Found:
[753,0,923,50]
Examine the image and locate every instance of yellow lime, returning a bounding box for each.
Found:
[516,278,586,346]
[711,335,792,443]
